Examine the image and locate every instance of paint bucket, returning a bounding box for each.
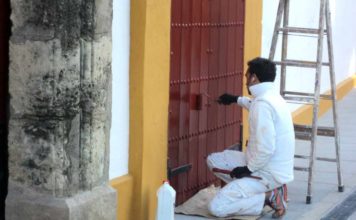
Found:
[156,180,176,220]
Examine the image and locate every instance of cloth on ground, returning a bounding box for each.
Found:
[175,185,272,220]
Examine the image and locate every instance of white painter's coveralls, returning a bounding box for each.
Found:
[207,82,295,217]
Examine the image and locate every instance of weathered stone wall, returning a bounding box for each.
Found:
[8,0,112,197]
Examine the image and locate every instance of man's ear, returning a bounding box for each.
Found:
[250,74,256,82]
[251,74,260,83]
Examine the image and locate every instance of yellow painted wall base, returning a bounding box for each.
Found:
[128,0,170,219]
[110,175,134,220]
[293,75,356,124]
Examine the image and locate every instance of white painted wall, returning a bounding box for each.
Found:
[110,0,130,179]
[262,0,356,111]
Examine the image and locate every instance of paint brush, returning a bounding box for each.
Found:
[202,92,220,103]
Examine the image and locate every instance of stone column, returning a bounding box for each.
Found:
[6,0,116,219]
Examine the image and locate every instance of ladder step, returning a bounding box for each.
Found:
[295,155,337,163]
[295,131,312,140]
[294,166,310,172]
[294,124,336,137]
[295,155,310,159]
[283,95,315,105]
[283,91,333,100]
[316,157,337,162]
[278,27,327,35]
[274,59,329,68]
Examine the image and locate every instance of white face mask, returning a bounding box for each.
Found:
[246,75,256,95]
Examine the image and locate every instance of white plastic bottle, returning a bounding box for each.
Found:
[156,180,176,220]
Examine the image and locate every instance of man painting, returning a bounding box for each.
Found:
[207,57,295,218]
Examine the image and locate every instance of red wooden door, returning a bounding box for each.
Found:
[0,0,10,216]
[168,0,245,205]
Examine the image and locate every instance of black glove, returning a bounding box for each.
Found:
[217,93,239,105]
[230,166,252,179]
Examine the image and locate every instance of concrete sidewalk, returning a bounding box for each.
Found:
[176,89,356,220]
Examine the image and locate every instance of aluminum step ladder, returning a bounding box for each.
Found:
[269,0,344,204]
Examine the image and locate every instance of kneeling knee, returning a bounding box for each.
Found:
[206,155,214,170]
[208,200,227,218]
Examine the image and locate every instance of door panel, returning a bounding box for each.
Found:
[169,0,245,205]
[217,0,228,152]
[226,0,236,146]
[177,0,192,202]
[186,0,201,200]
[197,0,210,191]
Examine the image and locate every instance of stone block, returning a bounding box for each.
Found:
[6,181,117,220]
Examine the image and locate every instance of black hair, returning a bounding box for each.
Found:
[247,57,276,82]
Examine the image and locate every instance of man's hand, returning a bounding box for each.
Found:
[217,93,239,105]
[230,166,252,179]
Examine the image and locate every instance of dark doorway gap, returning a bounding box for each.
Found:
[0,0,11,219]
